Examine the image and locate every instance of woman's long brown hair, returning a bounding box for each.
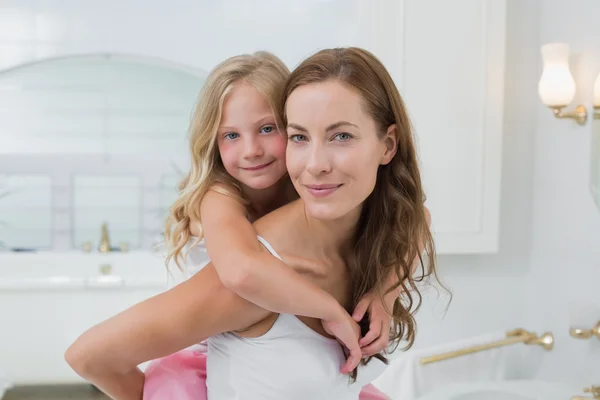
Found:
[282,47,443,379]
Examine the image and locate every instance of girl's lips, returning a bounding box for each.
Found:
[242,160,274,171]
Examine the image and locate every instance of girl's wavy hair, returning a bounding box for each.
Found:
[282,47,444,379]
[165,51,290,269]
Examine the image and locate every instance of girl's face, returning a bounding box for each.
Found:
[285,80,397,221]
[217,81,287,190]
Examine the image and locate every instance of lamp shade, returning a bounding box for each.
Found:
[538,43,576,107]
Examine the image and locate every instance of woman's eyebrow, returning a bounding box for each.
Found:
[287,121,358,132]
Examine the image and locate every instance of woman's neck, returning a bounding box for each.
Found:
[300,203,362,257]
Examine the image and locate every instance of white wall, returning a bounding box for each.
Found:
[526,0,600,383]
[413,0,539,348]
[417,0,600,386]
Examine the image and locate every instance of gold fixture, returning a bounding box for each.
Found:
[99,222,111,253]
[420,329,554,365]
[570,321,600,340]
[99,264,112,275]
[594,72,600,119]
[120,242,129,252]
[549,105,588,126]
[82,241,91,253]
[572,385,600,400]
[538,43,588,126]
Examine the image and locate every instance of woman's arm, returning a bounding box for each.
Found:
[198,186,346,322]
[65,264,268,400]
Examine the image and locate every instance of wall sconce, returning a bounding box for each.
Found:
[538,43,588,125]
[594,72,600,120]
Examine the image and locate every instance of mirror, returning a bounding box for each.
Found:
[0,174,52,250]
[592,108,600,212]
[72,175,143,250]
[0,55,205,251]
[592,72,600,213]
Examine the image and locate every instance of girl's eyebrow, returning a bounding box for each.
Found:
[219,115,275,132]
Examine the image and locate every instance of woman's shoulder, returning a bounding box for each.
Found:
[252,200,302,244]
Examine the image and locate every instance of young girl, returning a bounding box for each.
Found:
[137,51,396,399]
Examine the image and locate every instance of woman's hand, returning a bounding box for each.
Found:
[352,290,396,356]
[321,307,362,374]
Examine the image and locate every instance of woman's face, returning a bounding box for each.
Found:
[285,80,397,221]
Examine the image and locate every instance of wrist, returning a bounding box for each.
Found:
[384,287,400,305]
[323,296,346,322]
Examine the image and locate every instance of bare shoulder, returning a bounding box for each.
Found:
[199,183,246,215]
[252,199,302,239]
[207,182,244,201]
[252,200,349,306]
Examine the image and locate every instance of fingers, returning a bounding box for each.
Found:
[361,335,389,357]
[352,297,371,322]
[359,321,382,347]
[341,344,362,374]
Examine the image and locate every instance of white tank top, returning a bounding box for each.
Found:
[203,236,387,400]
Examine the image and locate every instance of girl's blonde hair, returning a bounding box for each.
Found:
[165,51,290,268]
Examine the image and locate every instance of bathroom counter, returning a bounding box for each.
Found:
[0,251,170,384]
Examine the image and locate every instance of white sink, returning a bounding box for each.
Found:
[417,380,580,400]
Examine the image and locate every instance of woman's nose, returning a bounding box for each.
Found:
[305,145,332,175]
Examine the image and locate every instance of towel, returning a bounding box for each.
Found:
[0,371,13,399]
[371,331,544,399]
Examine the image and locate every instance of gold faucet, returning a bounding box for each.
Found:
[419,328,554,365]
[570,321,600,340]
[99,222,111,253]
[572,386,600,400]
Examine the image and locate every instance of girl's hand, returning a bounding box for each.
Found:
[321,308,362,374]
[352,290,396,356]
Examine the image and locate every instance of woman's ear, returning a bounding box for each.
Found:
[380,124,398,165]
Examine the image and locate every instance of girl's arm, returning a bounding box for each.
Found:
[198,186,346,322]
[65,263,269,400]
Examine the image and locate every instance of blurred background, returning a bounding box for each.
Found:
[0,0,598,399]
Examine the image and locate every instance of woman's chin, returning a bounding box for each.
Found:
[305,203,345,221]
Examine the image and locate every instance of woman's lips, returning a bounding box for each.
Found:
[304,184,343,197]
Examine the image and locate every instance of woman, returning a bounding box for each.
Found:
[66,47,436,399]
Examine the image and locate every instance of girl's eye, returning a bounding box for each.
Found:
[260,125,275,134]
[289,134,307,143]
[224,132,239,140]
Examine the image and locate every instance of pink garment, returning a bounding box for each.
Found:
[360,383,391,400]
[143,347,390,399]
[143,349,207,400]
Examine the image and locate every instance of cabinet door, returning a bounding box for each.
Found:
[365,0,506,253]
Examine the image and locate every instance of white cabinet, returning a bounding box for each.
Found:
[365,0,506,254]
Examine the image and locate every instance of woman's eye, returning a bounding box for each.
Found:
[224,132,239,140]
[333,132,352,141]
[260,125,275,134]
[289,134,307,143]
